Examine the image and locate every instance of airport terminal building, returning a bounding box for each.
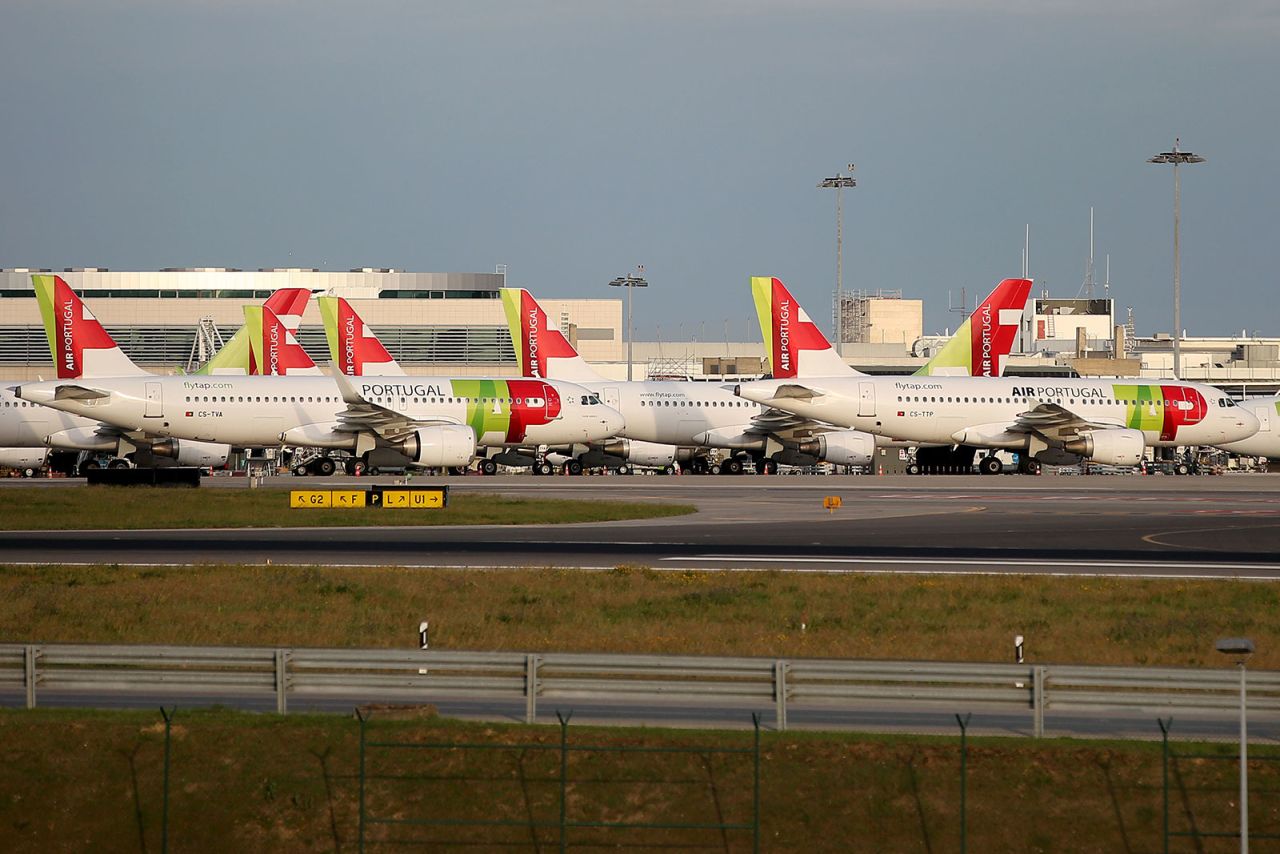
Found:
[0,268,623,380]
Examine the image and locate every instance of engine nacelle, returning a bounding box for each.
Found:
[0,448,48,470]
[151,439,231,468]
[600,439,678,467]
[800,431,876,467]
[44,427,118,452]
[1062,428,1145,466]
[398,425,476,468]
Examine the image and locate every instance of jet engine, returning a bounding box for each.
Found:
[151,439,231,468]
[799,431,876,467]
[1062,428,1144,466]
[398,425,476,468]
[599,439,681,467]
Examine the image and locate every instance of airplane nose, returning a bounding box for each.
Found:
[603,408,625,437]
[1232,409,1261,442]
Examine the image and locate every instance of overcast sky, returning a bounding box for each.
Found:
[2,1,1277,340]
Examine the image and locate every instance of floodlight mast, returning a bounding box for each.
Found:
[819,166,857,354]
[1216,637,1254,853]
[608,267,648,381]
[1148,138,1205,379]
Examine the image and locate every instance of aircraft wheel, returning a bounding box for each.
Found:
[1175,462,1191,476]
[615,464,631,476]
[567,460,584,476]
[480,459,498,476]
[315,457,337,477]
[22,467,36,478]
[906,463,921,476]
[978,456,1003,475]
[537,462,554,476]
[108,458,130,470]
[709,463,722,475]
[292,465,308,477]
[724,458,744,475]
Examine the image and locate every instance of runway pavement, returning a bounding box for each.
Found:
[4,474,1280,577]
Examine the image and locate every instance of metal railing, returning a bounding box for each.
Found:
[3,643,1278,737]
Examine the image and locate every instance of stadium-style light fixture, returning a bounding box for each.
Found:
[819,167,857,353]
[609,268,648,381]
[1148,139,1205,380]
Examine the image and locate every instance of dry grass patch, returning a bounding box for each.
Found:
[1,708,1277,853]
[2,564,1277,668]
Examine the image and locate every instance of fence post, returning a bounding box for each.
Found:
[1158,717,1172,854]
[956,713,971,854]
[557,710,572,853]
[24,644,36,709]
[526,654,539,724]
[160,706,175,854]
[275,649,289,715]
[752,712,761,854]
[1033,666,1046,738]
[774,660,788,732]
[357,708,368,854]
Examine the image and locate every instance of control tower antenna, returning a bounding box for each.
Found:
[1080,207,1096,299]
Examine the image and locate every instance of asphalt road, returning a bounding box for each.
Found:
[3,474,1280,577]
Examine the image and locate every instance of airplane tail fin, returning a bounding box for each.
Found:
[317,296,405,376]
[194,287,313,375]
[916,278,1031,377]
[244,304,322,376]
[499,288,603,382]
[32,274,148,379]
[750,276,860,379]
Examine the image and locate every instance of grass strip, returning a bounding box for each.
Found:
[2,564,1276,668]
[1,707,1276,853]
[0,487,693,529]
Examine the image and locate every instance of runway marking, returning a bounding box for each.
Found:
[658,555,1280,576]
[1142,520,1280,549]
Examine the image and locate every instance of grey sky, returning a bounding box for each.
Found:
[2,1,1277,341]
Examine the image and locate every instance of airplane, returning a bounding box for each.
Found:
[734,278,1259,473]
[0,274,253,474]
[1217,395,1280,460]
[495,277,1032,474]
[16,286,625,473]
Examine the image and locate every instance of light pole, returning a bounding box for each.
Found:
[609,267,648,381]
[1148,139,1205,379]
[1216,636,1255,853]
[819,166,856,354]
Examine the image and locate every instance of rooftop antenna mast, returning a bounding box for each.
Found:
[1104,254,1111,299]
[1022,224,1030,278]
[1080,207,1096,299]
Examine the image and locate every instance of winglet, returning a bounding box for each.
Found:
[32,274,148,379]
[499,288,602,382]
[917,278,1032,377]
[750,277,859,379]
[317,296,404,376]
[330,367,366,405]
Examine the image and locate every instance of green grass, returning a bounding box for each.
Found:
[3,564,1278,668]
[0,486,694,529]
[1,707,1276,853]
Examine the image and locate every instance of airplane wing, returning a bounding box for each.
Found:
[53,384,112,401]
[1007,401,1123,442]
[330,370,462,442]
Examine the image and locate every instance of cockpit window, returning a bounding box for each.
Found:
[588,394,602,405]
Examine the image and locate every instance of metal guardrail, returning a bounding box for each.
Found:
[2,643,1278,735]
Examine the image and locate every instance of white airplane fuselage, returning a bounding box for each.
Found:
[1217,396,1279,458]
[737,375,1257,450]
[0,388,88,447]
[17,375,623,448]
[579,380,766,446]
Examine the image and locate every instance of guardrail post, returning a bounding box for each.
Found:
[774,660,788,732]
[1033,666,1046,738]
[275,649,289,715]
[525,654,539,724]
[24,645,36,709]
[1158,717,1172,854]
